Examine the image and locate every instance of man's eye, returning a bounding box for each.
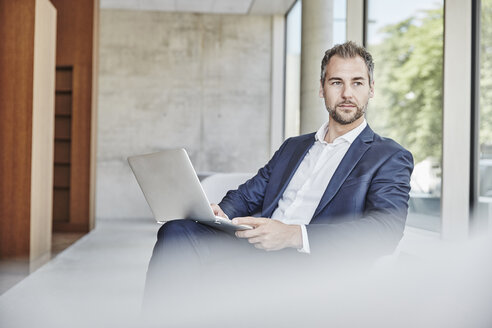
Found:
[332,81,341,86]
[354,82,363,86]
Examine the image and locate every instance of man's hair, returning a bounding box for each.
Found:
[320,41,374,85]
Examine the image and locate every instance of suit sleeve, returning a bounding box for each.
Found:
[218,138,291,219]
[306,149,414,260]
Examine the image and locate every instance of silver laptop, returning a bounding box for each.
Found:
[128,149,252,232]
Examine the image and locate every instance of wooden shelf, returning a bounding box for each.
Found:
[54,162,70,166]
[55,89,72,94]
[53,65,74,232]
[55,113,72,118]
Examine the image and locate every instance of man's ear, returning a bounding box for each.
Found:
[319,81,324,98]
[369,81,375,98]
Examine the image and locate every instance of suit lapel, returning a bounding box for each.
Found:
[277,137,314,193]
[312,126,374,218]
[264,135,315,216]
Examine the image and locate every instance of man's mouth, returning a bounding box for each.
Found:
[337,103,356,109]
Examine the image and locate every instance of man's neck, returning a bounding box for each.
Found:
[324,117,365,143]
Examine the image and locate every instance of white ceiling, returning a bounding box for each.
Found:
[100,0,297,15]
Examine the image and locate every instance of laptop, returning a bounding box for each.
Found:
[128,149,252,232]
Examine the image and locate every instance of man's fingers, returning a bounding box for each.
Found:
[254,243,265,250]
[232,216,257,225]
[232,216,265,226]
[235,227,263,239]
[247,237,262,244]
[210,203,228,219]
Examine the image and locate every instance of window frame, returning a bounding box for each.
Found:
[350,0,476,240]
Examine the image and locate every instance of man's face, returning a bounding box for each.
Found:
[319,55,374,125]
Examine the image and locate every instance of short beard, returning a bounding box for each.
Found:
[327,101,367,125]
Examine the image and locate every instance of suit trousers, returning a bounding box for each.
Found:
[143,219,310,311]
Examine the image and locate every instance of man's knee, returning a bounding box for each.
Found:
[156,219,200,242]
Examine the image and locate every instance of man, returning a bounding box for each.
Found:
[146,42,413,289]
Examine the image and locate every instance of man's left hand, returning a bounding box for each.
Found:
[232,217,302,251]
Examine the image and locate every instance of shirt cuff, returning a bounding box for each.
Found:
[297,225,311,254]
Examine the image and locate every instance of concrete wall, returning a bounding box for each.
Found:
[97,10,273,219]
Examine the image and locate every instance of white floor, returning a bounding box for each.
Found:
[0,219,158,328]
[1,219,491,328]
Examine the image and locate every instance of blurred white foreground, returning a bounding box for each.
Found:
[0,219,491,328]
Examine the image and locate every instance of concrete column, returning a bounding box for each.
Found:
[270,15,286,156]
[300,0,334,134]
[441,0,472,240]
[346,0,364,45]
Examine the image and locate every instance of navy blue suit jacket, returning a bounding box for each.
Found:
[218,125,414,255]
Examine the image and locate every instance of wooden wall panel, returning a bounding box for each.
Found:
[0,0,36,259]
[30,0,57,261]
[50,0,98,232]
[90,0,99,230]
[0,0,56,260]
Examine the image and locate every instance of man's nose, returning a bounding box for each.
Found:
[342,85,353,99]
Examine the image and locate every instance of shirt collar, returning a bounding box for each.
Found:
[315,119,367,144]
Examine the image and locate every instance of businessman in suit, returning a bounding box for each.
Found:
[146,41,413,283]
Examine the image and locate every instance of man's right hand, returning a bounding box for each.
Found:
[210,203,229,219]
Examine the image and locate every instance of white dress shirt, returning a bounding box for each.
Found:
[271,119,367,253]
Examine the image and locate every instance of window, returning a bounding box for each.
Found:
[284,0,302,139]
[476,0,492,229]
[365,0,445,232]
[333,0,347,44]
[284,0,347,139]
